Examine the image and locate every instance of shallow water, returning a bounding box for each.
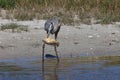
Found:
[0,56,120,80]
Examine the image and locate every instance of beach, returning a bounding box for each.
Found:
[0,19,120,59]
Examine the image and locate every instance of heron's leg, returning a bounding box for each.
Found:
[54,45,59,62]
[47,34,49,38]
[42,43,45,62]
[55,26,61,40]
[42,58,45,80]
[55,32,58,40]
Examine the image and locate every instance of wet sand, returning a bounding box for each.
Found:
[0,19,120,59]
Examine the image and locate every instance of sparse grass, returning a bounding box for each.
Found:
[0,0,120,24]
[0,0,15,9]
[14,11,35,21]
[0,23,28,33]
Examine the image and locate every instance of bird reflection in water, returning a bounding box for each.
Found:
[42,59,59,80]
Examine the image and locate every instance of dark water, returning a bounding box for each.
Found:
[0,56,120,80]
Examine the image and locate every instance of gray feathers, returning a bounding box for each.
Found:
[44,17,61,34]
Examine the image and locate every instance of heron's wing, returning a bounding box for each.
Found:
[44,20,52,31]
[44,17,61,33]
[52,18,61,32]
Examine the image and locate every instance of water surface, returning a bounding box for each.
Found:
[0,56,120,80]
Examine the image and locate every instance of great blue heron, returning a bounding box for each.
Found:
[44,17,61,40]
[42,17,61,62]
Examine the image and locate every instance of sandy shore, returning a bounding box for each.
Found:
[0,19,120,59]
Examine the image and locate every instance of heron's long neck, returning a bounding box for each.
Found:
[48,24,53,34]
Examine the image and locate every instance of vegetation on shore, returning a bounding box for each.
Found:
[0,23,28,33]
[0,0,120,25]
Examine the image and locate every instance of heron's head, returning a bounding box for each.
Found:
[50,22,54,26]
